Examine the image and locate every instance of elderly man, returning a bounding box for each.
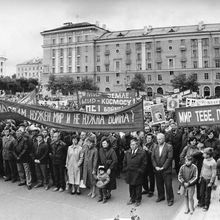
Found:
[151,133,174,206]
[123,137,147,207]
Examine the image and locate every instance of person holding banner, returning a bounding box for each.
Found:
[151,133,174,206]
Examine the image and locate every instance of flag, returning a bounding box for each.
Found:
[18,90,37,105]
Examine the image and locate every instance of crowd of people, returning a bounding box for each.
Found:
[0,118,220,214]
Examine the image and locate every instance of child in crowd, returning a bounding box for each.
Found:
[94,165,110,204]
[178,155,198,215]
[199,147,217,211]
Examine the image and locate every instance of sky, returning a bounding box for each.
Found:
[1,0,220,75]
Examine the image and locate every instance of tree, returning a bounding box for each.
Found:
[171,74,199,92]
[130,73,146,96]
[77,77,99,91]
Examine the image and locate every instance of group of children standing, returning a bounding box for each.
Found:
[178,147,217,214]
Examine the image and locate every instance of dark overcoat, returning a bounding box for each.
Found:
[123,148,147,186]
[98,147,118,190]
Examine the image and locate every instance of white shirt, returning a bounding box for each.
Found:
[159,143,165,157]
[132,148,138,155]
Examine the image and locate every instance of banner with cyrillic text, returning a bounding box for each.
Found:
[0,99,144,132]
[176,105,220,127]
[186,98,220,107]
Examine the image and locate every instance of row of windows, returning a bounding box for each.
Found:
[17,72,39,77]
[17,66,43,71]
[52,35,89,45]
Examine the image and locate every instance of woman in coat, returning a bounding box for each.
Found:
[98,137,118,199]
[82,136,98,198]
[66,134,83,195]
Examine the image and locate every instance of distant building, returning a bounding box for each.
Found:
[16,58,43,82]
[0,56,7,77]
[41,21,220,97]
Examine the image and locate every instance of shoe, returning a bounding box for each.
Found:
[177,190,181,195]
[168,201,174,206]
[156,198,165,203]
[141,190,149,195]
[11,179,17,183]
[71,190,76,195]
[197,203,203,207]
[76,190,81,195]
[102,199,107,204]
[184,210,189,214]
[34,183,43,188]
[135,202,141,207]
[45,185,49,190]
[98,198,103,202]
[202,206,208,211]
[18,182,26,186]
[4,178,11,182]
[59,188,64,192]
[27,185,32,190]
[91,193,96,198]
[190,212,193,215]
[148,192,153,197]
[88,192,92,197]
[53,187,59,191]
[127,200,135,205]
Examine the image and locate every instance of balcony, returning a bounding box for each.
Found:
[180,45,187,51]
[213,43,220,49]
[126,48,131,54]
[155,57,162,63]
[104,50,110,56]
[104,60,110,65]
[181,56,187,62]
[126,59,132,65]
[156,46,162,52]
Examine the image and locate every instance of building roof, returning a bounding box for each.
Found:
[18,58,42,65]
[41,22,107,34]
[97,23,220,40]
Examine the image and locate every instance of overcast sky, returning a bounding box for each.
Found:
[1,0,220,75]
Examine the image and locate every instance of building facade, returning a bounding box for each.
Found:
[16,58,43,82]
[0,56,7,77]
[41,22,220,97]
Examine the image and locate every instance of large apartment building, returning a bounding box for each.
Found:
[41,21,220,97]
[16,58,43,82]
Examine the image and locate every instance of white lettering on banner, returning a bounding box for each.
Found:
[66,113,71,124]
[195,110,215,122]
[52,112,64,123]
[72,114,80,124]
[81,98,97,105]
[82,114,105,125]
[29,110,51,122]
[108,113,130,124]
[101,99,132,106]
[217,109,220,120]
[103,106,122,112]
[178,112,192,123]
[107,93,129,99]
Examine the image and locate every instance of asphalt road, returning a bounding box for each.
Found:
[0,175,183,220]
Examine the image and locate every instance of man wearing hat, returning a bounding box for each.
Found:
[32,133,49,190]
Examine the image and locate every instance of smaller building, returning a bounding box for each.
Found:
[0,56,7,77]
[16,58,43,81]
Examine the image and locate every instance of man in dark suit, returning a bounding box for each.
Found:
[152,133,174,206]
[123,137,147,207]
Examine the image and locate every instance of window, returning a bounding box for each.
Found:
[116,44,120,47]
[202,38,209,47]
[137,64,142,70]
[96,45,100,52]
[96,55,100,62]
[203,49,208,57]
[180,39,185,45]
[126,43,130,49]
[158,74,162,81]
[216,73,220,79]
[60,67,63,73]
[77,57,80,65]
[116,61,120,71]
[52,39,56,45]
[126,64,131,70]
[127,75,130,81]
[68,48,72,56]
[52,68,55,73]
[52,58,55,66]
[76,36,81,42]
[117,81,120,84]
[147,87,153,97]
[146,42,152,50]
[148,63,152,69]
[181,61,186,69]
[60,38,64,44]
[204,60,209,68]
[60,58,63,66]
[215,48,220,57]
[116,49,119,53]
[214,37,219,44]
[156,41,161,47]
[97,66,100,72]
[147,75,151,81]
[147,52,151,60]
[169,46,172,50]
[193,61,198,68]
[85,46,88,52]
[76,47,80,55]
[105,45,109,50]
[204,73,209,80]
[204,86,210,97]
[170,71,174,75]
[85,35,88,41]
[105,65,109,72]
[193,73,197,80]
[85,56,88,63]
[191,39,198,47]
[106,76,109,82]
[77,66,80,73]
[77,76,80,81]
[216,60,220,68]
[68,67,72,73]
[68,37,72,43]
[168,58,174,68]
[52,49,56,57]
[85,66,88,72]
[192,49,197,58]
[60,48,64,57]
[168,40,172,43]
[157,63,161,70]
[157,87,163,94]
[97,76,100,82]
[135,43,141,50]
[116,73,120,77]
[137,53,141,61]
[68,57,72,66]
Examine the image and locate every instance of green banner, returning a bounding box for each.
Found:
[0,99,144,132]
